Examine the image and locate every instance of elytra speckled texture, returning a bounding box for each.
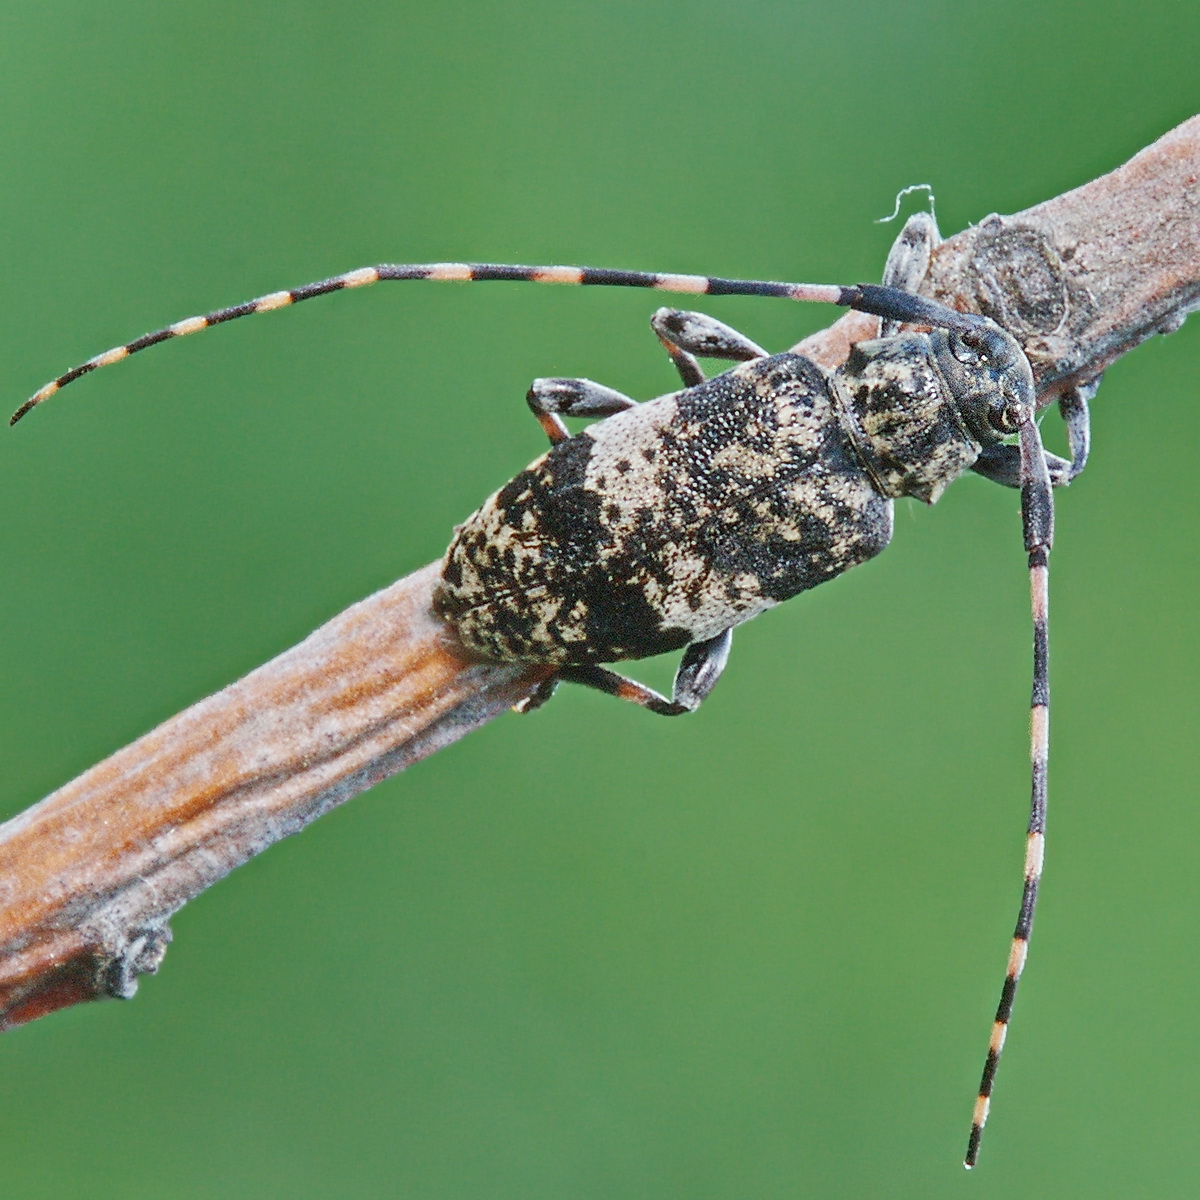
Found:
[434,335,995,668]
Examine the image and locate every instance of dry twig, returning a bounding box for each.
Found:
[2,116,1198,1030]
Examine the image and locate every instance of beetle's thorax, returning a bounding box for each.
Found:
[831,331,983,504]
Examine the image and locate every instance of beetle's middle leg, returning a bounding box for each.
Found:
[525,310,767,446]
[554,629,734,716]
[651,308,767,387]
[526,377,639,444]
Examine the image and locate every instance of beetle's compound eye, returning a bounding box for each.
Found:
[950,329,987,364]
[950,326,1014,367]
[986,395,1025,435]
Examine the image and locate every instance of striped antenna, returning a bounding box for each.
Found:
[965,413,1054,1168]
[10,264,983,425]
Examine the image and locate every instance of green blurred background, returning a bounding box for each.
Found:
[2,3,1198,1196]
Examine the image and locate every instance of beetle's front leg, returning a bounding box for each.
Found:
[972,445,1075,488]
[526,377,639,444]
[971,380,1097,488]
[1058,379,1094,481]
[880,211,941,336]
[554,629,734,716]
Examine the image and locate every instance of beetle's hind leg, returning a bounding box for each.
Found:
[651,309,767,387]
[554,629,734,716]
[513,673,562,714]
[526,377,639,444]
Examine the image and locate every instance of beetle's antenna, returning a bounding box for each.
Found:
[11,264,980,424]
[965,414,1054,1168]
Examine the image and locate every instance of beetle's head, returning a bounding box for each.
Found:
[929,319,1036,445]
[835,308,1037,505]
[844,287,1038,447]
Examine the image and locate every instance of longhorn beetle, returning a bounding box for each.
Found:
[11,215,1093,1167]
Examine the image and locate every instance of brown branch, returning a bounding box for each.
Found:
[0,565,551,1027]
[795,115,1200,386]
[3,115,1198,1030]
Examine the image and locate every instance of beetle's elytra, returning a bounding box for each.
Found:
[433,326,1022,684]
[12,213,1091,1166]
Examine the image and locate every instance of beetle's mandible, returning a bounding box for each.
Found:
[11,213,1093,1167]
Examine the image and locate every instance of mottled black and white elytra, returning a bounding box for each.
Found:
[435,318,1027,698]
[11,214,1096,1168]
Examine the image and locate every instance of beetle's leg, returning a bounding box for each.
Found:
[880,211,941,337]
[555,665,686,714]
[972,446,1074,489]
[972,380,1097,488]
[672,628,734,708]
[1058,378,1095,481]
[513,673,560,713]
[526,377,639,444]
[556,629,733,716]
[651,309,767,387]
